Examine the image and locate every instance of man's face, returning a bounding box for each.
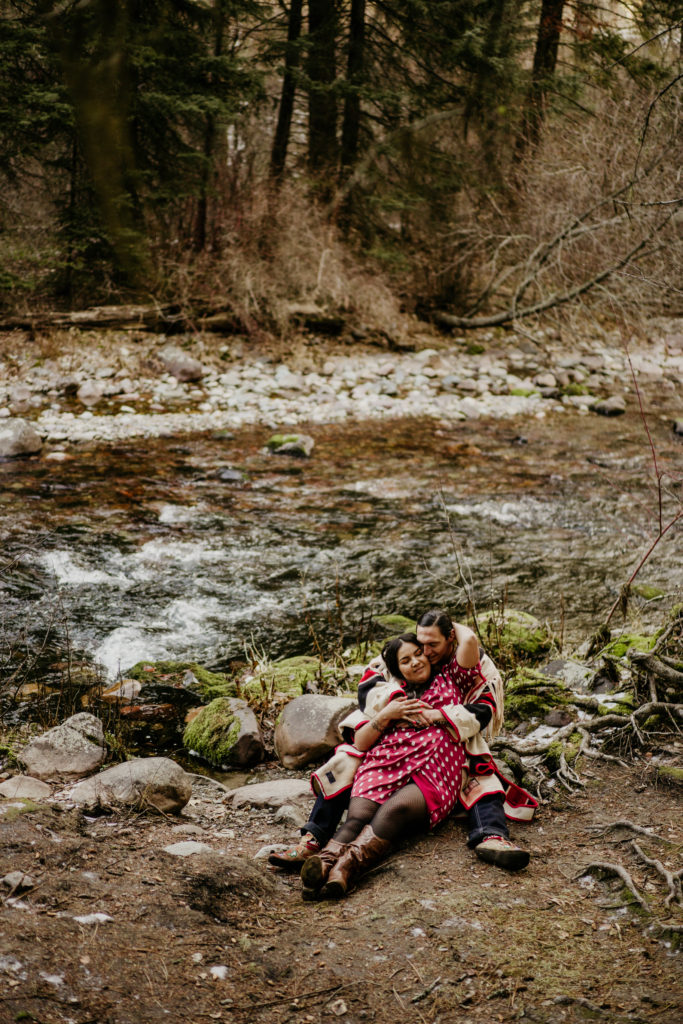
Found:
[416,624,455,666]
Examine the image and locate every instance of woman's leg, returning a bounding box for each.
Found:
[321,784,429,899]
[370,782,429,842]
[331,797,379,844]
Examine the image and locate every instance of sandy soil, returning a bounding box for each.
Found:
[0,763,680,1024]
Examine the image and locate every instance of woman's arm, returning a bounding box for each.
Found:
[353,696,429,751]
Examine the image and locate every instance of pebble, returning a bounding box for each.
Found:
[162,841,214,857]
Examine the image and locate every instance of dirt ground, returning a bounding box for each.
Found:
[0,763,680,1024]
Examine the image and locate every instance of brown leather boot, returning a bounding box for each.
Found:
[300,838,347,899]
[321,825,391,899]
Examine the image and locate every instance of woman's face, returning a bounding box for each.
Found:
[396,642,431,685]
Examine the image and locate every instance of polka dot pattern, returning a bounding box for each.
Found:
[352,657,474,829]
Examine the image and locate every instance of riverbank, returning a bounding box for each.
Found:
[1,758,681,1024]
[0,317,681,446]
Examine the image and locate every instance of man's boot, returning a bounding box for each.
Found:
[321,825,391,899]
[300,838,347,899]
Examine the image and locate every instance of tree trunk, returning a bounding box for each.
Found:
[516,0,565,152]
[195,0,227,251]
[270,0,304,180]
[307,0,338,174]
[340,0,365,174]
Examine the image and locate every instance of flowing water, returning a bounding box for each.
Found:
[1,409,681,685]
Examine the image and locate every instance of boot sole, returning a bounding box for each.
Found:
[320,880,346,899]
[476,848,530,871]
[300,855,325,890]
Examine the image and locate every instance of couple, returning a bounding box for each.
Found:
[270,610,537,900]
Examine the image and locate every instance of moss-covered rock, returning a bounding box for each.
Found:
[478,609,552,664]
[504,668,570,726]
[601,633,657,659]
[372,614,416,636]
[182,697,264,767]
[655,764,683,787]
[240,656,335,700]
[631,583,665,601]
[125,661,236,700]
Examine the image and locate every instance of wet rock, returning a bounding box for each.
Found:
[274,694,358,769]
[544,708,575,727]
[266,433,315,457]
[66,756,192,814]
[594,395,626,416]
[541,659,594,691]
[183,697,265,768]
[0,776,52,801]
[77,380,105,407]
[227,778,311,811]
[101,679,143,704]
[19,712,105,782]
[158,345,205,382]
[0,417,42,458]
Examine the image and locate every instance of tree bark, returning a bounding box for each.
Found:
[270,0,304,180]
[195,0,227,250]
[516,0,565,152]
[307,0,338,174]
[340,0,365,174]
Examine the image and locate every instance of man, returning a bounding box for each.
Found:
[269,609,533,873]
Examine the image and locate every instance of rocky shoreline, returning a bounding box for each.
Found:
[0,318,681,450]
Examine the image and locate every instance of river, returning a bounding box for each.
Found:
[1,407,681,686]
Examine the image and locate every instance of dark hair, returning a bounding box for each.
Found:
[417,608,453,638]
[382,632,421,680]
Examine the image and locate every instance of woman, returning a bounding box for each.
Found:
[301,631,484,899]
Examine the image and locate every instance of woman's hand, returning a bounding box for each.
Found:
[382,696,427,724]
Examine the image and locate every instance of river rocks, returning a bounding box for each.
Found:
[0,417,42,458]
[274,694,358,769]
[77,380,105,406]
[158,345,205,382]
[66,756,192,814]
[227,778,311,811]
[0,776,52,801]
[163,841,214,857]
[594,395,626,416]
[183,697,265,768]
[266,433,315,457]
[19,713,106,781]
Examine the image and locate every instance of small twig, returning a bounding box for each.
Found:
[631,841,683,907]
[411,977,442,1004]
[577,861,647,908]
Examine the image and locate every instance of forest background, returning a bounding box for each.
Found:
[0,0,681,334]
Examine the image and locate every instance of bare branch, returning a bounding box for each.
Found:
[631,841,683,907]
[577,862,647,908]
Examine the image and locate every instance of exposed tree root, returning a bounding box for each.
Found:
[585,820,668,842]
[576,861,647,908]
[631,841,683,907]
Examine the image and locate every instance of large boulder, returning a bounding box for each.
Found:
[183,697,265,768]
[19,713,106,782]
[158,345,205,382]
[274,694,358,769]
[66,757,192,814]
[0,417,42,458]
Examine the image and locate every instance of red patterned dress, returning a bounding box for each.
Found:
[351,657,484,829]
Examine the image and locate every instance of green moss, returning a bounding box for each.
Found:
[563,382,590,396]
[478,609,552,664]
[601,633,657,659]
[504,668,569,725]
[655,765,683,787]
[0,798,41,821]
[125,660,236,699]
[373,614,416,635]
[466,343,486,355]
[240,655,332,699]
[344,640,383,665]
[631,583,665,601]
[266,434,300,448]
[509,387,539,397]
[182,698,241,766]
